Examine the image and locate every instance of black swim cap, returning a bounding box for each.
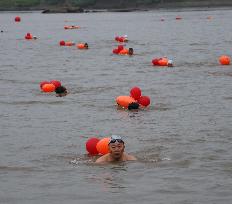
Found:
[128,102,139,110]
[55,86,67,94]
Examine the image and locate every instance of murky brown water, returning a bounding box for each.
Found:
[0,9,232,204]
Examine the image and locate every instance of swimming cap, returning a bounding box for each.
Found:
[108,135,124,145]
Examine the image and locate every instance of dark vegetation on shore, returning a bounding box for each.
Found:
[0,0,232,12]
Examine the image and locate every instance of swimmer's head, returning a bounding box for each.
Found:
[108,135,125,160]
[167,59,173,67]
[84,43,88,49]
[128,102,139,110]
[128,48,134,55]
[55,86,67,97]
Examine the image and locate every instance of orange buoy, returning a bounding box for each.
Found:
[116,96,139,110]
[41,84,56,92]
[219,55,230,65]
[96,138,110,155]
[77,43,85,49]
[119,49,129,55]
[15,16,21,22]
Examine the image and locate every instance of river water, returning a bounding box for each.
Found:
[0,8,232,204]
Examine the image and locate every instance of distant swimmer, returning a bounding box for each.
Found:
[55,86,68,97]
[95,135,137,163]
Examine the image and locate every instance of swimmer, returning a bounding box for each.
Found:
[128,48,134,55]
[95,135,137,163]
[84,43,89,49]
[55,86,68,97]
[1,30,3,33]
[33,36,38,40]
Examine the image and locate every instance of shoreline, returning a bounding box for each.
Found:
[1,5,232,13]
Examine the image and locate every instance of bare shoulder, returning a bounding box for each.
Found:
[95,154,110,164]
[124,153,137,161]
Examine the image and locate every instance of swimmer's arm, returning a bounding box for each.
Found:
[95,155,109,164]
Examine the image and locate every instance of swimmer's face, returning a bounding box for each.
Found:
[109,142,125,160]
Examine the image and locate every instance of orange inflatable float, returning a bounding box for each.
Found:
[25,33,37,40]
[119,49,129,55]
[152,58,173,67]
[77,43,88,49]
[113,46,134,55]
[219,55,230,65]
[41,84,56,92]
[96,138,110,155]
[64,25,80,29]
[116,96,139,110]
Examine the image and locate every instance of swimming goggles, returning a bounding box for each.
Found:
[108,135,124,145]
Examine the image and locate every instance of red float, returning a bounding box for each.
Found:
[15,16,21,22]
[113,49,119,54]
[130,87,142,100]
[25,33,33,40]
[50,80,61,88]
[118,45,124,51]
[138,96,150,107]
[86,138,100,155]
[60,41,65,46]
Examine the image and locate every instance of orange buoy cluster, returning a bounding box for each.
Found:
[59,40,75,46]
[116,86,150,110]
[152,57,173,67]
[219,55,230,65]
[40,80,62,92]
[64,25,80,29]
[112,45,133,55]
[15,16,21,22]
[86,137,110,155]
[25,33,37,40]
[115,35,128,43]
